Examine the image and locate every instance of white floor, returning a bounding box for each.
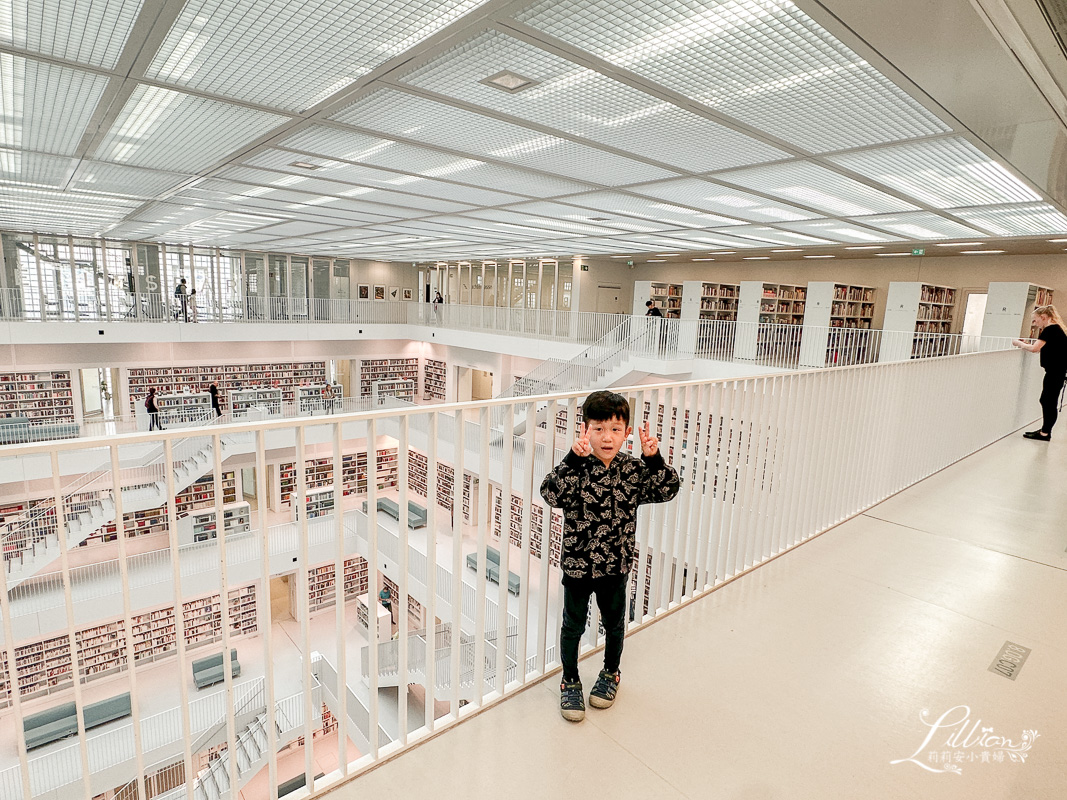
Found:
[321,430,1067,800]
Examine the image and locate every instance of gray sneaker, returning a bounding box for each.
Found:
[589,669,620,709]
[560,679,585,722]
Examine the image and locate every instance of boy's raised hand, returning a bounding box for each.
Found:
[638,421,659,457]
[572,424,592,458]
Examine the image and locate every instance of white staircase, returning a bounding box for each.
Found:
[193,711,285,800]
[3,432,241,588]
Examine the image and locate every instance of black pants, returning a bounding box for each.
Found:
[148,412,162,431]
[560,573,628,683]
[1039,370,1066,433]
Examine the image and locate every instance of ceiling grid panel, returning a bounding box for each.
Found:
[330,87,679,185]
[0,0,146,69]
[514,0,952,152]
[397,29,791,171]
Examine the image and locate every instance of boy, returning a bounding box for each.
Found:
[540,390,680,722]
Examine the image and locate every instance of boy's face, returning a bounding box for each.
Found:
[584,416,632,466]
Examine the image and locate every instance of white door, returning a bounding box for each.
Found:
[596,284,625,314]
[961,292,987,352]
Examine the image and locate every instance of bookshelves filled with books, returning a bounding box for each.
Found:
[231,387,282,415]
[435,464,476,523]
[186,501,251,543]
[127,361,327,415]
[84,471,237,546]
[298,384,329,414]
[492,492,563,567]
[278,458,334,507]
[423,359,446,401]
[633,281,682,317]
[880,282,957,361]
[298,485,336,521]
[371,379,416,405]
[359,358,419,399]
[983,283,1054,339]
[305,556,373,616]
[681,281,740,358]
[0,583,258,706]
[0,370,75,421]
[736,281,806,361]
[800,282,876,367]
[155,391,212,424]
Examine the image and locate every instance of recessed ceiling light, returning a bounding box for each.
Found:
[610,255,633,259]
[743,256,770,260]
[655,253,681,256]
[771,248,802,253]
[710,251,735,254]
[693,258,716,261]
[481,70,539,93]
[289,161,322,170]
[1049,238,1067,242]
[876,252,911,257]
[960,249,1005,254]
[844,245,883,250]
[647,259,667,262]
[936,242,982,247]
[803,254,835,259]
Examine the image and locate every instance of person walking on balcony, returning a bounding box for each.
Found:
[644,299,663,317]
[145,388,164,431]
[1013,304,1067,441]
[208,383,222,417]
[322,382,335,415]
[174,278,188,322]
[540,390,680,723]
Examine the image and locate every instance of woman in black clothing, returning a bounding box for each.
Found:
[145,388,163,431]
[208,383,223,417]
[1012,304,1067,441]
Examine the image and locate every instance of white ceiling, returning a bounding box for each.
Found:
[2,0,1067,261]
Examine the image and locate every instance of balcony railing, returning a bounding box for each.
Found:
[0,346,1043,800]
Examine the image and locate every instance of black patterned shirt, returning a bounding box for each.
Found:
[540,449,680,579]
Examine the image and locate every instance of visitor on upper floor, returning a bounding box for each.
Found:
[645,299,663,317]
[145,388,163,431]
[174,278,188,322]
[208,383,222,417]
[1013,303,1067,441]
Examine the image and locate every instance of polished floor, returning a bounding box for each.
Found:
[324,428,1067,800]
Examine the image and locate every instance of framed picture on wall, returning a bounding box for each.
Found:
[388,285,399,300]
[402,287,413,301]
[357,284,369,300]
[373,285,385,300]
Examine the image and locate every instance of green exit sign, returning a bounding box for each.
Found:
[580,264,589,271]
[911,248,925,256]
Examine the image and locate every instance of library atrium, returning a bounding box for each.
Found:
[0,0,1065,799]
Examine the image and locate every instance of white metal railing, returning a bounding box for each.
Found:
[0,349,1043,800]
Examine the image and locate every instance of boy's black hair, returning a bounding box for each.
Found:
[582,390,630,426]
[645,300,653,307]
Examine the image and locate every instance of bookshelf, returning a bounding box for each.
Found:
[0,583,257,706]
[983,282,1054,339]
[155,391,212,424]
[127,361,327,415]
[298,485,336,521]
[279,458,334,506]
[736,281,806,360]
[187,501,251,543]
[799,282,876,367]
[493,492,563,567]
[633,281,682,318]
[0,370,75,422]
[297,384,329,414]
[359,358,419,398]
[231,387,282,415]
[371,379,416,405]
[681,280,739,356]
[879,282,957,361]
[423,359,446,401]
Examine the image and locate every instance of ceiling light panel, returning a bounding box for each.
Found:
[399,31,789,171]
[69,161,193,197]
[279,126,593,197]
[0,186,138,232]
[254,221,345,237]
[94,84,289,172]
[0,150,74,187]
[330,89,676,185]
[646,228,768,248]
[552,190,743,229]
[717,161,919,215]
[460,208,626,235]
[244,147,526,206]
[2,0,144,69]
[949,203,1067,236]
[631,177,819,222]
[851,211,987,239]
[0,54,111,154]
[774,218,902,242]
[826,137,1042,208]
[516,0,951,152]
[714,225,835,245]
[146,0,494,111]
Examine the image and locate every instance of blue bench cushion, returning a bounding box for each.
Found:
[24,701,78,750]
[83,693,132,729]
[192,649,241,689]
